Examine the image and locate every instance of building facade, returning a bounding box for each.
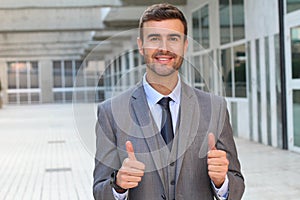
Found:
[0,0,299,153]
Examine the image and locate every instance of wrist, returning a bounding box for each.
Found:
[110,170,127,193]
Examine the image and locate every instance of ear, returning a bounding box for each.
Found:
[183,39,188,54]
[137,37,144,56]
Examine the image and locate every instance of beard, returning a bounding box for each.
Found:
[143,49,184,77]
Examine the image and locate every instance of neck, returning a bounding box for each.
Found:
[146,71,179,95]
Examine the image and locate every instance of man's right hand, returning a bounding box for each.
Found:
[116,141,145,190]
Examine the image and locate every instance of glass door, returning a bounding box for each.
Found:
[285,14,300,152]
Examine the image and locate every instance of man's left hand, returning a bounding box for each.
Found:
[207,133,229,188]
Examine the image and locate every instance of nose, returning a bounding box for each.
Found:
[158,38,168,52]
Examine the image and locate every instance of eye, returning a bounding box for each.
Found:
[149,37,160,42]
[169,37,179,42]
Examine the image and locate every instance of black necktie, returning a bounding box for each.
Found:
[158,97,174,148]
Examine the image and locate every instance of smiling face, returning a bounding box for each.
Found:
[137,19,188,78]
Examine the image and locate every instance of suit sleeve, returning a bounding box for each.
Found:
[217,108,245,200]
[93,103,122,200]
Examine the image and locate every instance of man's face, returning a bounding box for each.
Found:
[137,19,188,77]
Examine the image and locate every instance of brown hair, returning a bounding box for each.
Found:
[139,3,187,40]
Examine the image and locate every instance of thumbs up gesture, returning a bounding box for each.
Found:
[116,141,145,190]
[207,133,229,188]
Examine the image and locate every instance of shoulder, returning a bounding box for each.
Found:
[97,84,141,112]
[187,85,226,107]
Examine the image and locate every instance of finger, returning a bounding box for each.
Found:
[208,132,217,151]
[119,174,143,182]
[207,157,229,166]
[120,166,145,177]
[126,141,137,160]
[207,150,227,158]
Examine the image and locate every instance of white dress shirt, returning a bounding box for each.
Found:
[112,74,229,200]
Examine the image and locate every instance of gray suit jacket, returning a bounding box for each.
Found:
[93,81,245,200]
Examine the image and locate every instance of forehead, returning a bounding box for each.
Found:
[142,19,185,36]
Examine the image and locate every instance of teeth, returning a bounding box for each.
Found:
[158,58,169,61]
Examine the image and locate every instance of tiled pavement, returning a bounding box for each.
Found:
[0,104,299,200]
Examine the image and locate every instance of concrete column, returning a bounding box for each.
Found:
[40,60,53,103]
[0,61,7,104]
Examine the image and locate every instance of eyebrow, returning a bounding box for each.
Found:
[168,34,182,38]
[147,33,161,39]
[147,33,182,39]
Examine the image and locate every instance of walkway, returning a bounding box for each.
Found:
[0,104,299,200]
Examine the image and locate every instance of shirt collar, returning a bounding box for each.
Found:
[143,73,181,107]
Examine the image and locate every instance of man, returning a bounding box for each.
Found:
[93,3,244,200]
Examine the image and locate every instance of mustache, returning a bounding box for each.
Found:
[152,51,177,58]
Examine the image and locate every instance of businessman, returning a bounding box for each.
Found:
[93,3,244,200]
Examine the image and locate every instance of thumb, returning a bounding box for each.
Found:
[208,132,217,151]
[126,141,137,160]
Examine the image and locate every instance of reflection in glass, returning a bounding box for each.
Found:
[19,93,28,104]
[53,61,62,88]
[293,90,300,147]
[232,0,245,41]
[7,63,17,89]
[291,26,300,79]
[31,93,40,103]
[221,48,233,97]
[8,93,17,103]
[201,5,210,49]
[64,61,73,87]
[192,5,210,51]
[192,10,200,51]
[219,0,231,44]
[233,44,246,97]
[134,49,139,67]
[30,62,39,88]
[18,62,28,89]
[287,0,300,13]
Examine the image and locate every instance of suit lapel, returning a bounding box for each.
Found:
[174,82,200,184]
[130,84,169,192]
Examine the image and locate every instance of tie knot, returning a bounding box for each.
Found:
[158,97,172,109]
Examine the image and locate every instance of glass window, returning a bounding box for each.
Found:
[232,0,245,41]
[233,44,246,97]
[53,61,62,88]
[7,63,17,89]
[192,10,200,50]
[287,0,300,13]
[7,61,40,104]
[31,93,40,103]
[293,90,300,147]
[133,49,139,67]
[64,61,73,87]
[8,93,17,103]
[219,0,231,44]
[291,26,300,79]
[193,56,202,83]
[201,5,210,49]
[30,62,39,88]
[18,62,28,89]
[221,48,233,97]
[192,5,210,51]
[219,0,245,44]
[54,92,63,102]
[125,52,130,70]
[19,93,28,104]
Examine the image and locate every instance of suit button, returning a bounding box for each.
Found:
[170,180,175,185]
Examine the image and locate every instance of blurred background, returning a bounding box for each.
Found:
[0,0,300,199]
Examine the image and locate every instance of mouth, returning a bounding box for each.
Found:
[154,56,174,65]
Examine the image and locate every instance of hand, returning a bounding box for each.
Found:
[207,133,229,188]
[116,141,145,190]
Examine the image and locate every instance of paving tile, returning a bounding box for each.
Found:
[0,104,299,199]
